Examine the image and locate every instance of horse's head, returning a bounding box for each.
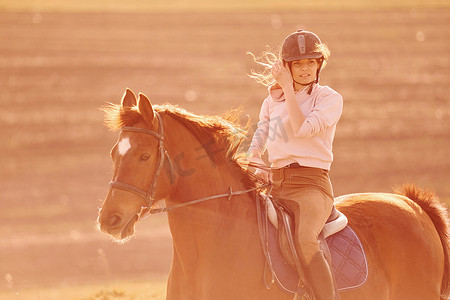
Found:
[98,88,173,242]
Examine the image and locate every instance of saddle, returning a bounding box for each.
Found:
[258,194,368,295]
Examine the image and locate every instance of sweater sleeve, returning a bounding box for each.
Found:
[248,97,270,157]
[295,91,343,138]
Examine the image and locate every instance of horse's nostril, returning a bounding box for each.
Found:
[108,214,123,228]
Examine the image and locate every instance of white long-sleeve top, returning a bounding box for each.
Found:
[248,83,343,170]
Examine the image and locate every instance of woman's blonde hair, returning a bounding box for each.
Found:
[248,43,330,87]
[247,47,280,87]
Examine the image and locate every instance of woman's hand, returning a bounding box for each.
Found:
[248,156,271,183]
[255,168,270,183]
[271,60,293,89]
[272,60,306,134]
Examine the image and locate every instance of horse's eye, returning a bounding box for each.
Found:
[140,153,151,161]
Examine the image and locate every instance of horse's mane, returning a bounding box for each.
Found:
[102,102,258,189]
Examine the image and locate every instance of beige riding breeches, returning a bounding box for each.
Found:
[271,165,334,265]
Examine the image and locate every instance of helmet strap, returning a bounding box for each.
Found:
[307,58,324,94]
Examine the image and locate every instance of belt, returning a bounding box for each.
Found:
[284,162,301,168]
[283,162,328,173]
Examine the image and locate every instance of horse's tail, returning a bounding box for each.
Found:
[394,184,450,299]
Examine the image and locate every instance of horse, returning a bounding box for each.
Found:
[98,88,450,300]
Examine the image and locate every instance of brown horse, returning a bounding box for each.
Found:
[98,89,450,300]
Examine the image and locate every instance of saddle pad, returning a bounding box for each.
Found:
[268,223,368,294]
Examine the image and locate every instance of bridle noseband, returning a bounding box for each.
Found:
[109,112,171,217]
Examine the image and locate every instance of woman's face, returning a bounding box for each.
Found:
[288,59,319,87]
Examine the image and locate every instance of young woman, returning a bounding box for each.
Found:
[248,29,343,300]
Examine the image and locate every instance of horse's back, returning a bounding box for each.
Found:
[335,192,445,299]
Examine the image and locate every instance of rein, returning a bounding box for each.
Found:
[149,183,271,214]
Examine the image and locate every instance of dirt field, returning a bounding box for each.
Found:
[0,6,449,299]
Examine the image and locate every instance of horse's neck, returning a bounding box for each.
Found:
[161,116,261,269]
[166,163,261,270]
[167,163,257,230]
[164,114,254,220]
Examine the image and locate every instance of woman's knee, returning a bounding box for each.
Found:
[296,237,321,263]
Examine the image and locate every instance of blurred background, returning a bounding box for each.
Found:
[0,0,449,299]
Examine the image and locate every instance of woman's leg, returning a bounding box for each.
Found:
[283,195,335,300]
[271,167,335,300]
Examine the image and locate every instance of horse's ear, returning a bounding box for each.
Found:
[121,88,137,108]
[138,93,155,125]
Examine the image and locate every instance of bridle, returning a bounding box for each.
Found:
[109,112,171,218]
[109,111,270,219]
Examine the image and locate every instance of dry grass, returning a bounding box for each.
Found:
[0,279,166,300]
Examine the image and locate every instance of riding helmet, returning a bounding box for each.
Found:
[281,29,324,62]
